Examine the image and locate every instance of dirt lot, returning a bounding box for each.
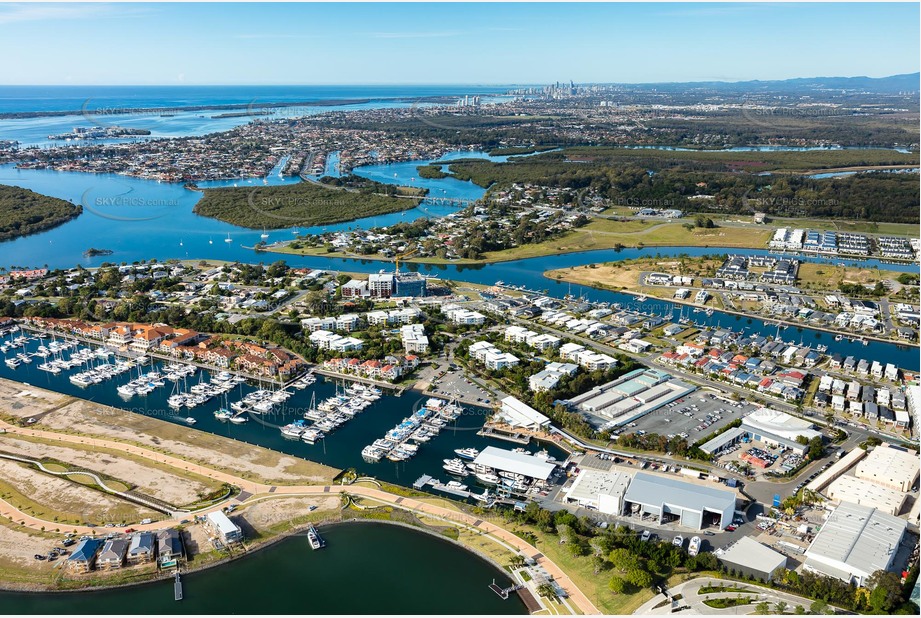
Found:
[0,521,57,568]
[0,379,338,485]
[0,434,213,507]
[0,458,158,525]
[240,496,339,531]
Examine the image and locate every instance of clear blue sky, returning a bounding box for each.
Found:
[1,2,918,85]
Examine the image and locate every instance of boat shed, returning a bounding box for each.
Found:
[622,472,736,530]
[473,446,556,481]
[498,396,551,430]
[717,536,788,582]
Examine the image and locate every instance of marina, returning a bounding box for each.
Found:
[361,397,463,463]
[0,328,567,491]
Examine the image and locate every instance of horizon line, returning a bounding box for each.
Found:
[1,72,919,89]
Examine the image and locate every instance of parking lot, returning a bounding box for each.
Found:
[716,439,808,479]
[424,362,496,406]
[613,391,758,444]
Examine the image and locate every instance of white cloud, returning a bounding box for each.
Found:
[0,3,150,25]
[371,31,465,39]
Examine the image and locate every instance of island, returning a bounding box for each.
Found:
[192,177,425,229]
[82,248,114,257]
[0,184,82,242]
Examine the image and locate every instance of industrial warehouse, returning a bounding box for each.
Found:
[715,536,789,582]
[565,367,697,428]
[804,443,918,516]
[699,408,823,456]
[803,502,909,586]
[561,463,739,531]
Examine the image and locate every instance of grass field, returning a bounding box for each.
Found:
[712,214,919,237]
[481,221,773,262]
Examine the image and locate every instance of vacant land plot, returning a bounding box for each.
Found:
[482,221,772,262]
[0,459,157,525]
[0,379,338,486]
[0,434,213,507]
[241,496,339,531]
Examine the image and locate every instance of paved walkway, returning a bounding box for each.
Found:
[633,577,831,615]
[0,418,599,614]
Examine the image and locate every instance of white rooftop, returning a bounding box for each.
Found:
[473,446,556,481]
[207,510,240,535]
[805,502,906,578]
[564,468,632,504]
[718,536,787,575]
[500,396,550,428]
[743,408,821,442]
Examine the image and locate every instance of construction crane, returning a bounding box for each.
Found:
[394,247,417,274]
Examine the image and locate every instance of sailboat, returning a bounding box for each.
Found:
[208,237,213,245]
[260,228,269,240]
[224,233,232,243]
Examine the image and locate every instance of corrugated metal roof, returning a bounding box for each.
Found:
[473,446,556,480]
[805,502,906,575]
[207,510,240,535]
[623,472,736,512]
[719,536,787,574]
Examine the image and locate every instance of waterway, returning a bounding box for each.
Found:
[0,523,526,614]
[0,329,566,491]
[0,146,917,370]
[0,84,513,148]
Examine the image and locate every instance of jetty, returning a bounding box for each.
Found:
[173,570,183,601]
[489,579,524,600]
[476,425,531,445]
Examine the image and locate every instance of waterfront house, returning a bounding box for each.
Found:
[66,538,103,572]
[127,532,155,564]
[157,529,183,564]
[97,538,129,570]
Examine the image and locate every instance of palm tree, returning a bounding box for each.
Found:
[775,601,788,614]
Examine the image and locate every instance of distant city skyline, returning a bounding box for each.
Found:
[0,2,918,85]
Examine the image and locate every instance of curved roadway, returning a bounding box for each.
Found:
[0,418,599,614]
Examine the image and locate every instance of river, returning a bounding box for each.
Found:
[0,523,526,615]
[0,145,918,371]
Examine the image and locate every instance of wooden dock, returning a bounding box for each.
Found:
[173,571,183,601]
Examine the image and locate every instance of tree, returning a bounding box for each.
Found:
[609,548,641,573]
[867,570,903,613]
[794,605,805,615]
[626,568,653,589]
[809,600,829,615]
[536,583,558,601]
[775,600,788,614]
[755,601,771,615]
[608,576,627,593]
[807,436,825,460]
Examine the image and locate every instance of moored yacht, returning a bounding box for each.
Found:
[214,408,233,421]
[454,447,479,461]
[443,458,469,476]
[474,472,500,485]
